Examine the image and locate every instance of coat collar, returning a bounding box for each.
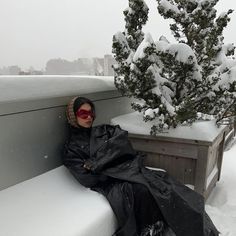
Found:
[90,125,110,157]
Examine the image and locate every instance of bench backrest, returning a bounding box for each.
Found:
[0,76,132,190]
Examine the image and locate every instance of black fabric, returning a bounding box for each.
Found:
[63,124,219,236]
[132,183,165,235]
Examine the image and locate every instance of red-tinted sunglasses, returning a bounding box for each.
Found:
[76,109,95,119]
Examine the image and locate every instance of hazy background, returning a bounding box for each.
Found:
[0,0,235,71]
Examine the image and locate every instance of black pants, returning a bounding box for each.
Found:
[132,183,165,235]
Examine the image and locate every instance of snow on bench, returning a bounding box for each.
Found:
[0,166,117,236]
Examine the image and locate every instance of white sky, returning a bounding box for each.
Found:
[0,0,235,70]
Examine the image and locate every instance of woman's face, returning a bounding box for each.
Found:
[76,103,94,128]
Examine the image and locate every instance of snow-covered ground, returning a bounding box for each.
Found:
[206,138,236,236]
[0,74,235,234]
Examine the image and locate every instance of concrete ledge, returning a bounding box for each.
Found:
[0,76,133,190]
[0,166,117,236]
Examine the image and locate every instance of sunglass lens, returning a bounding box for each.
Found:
[76,109,94,119]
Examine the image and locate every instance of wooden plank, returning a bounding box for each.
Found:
[128,133,213,146]
[183,158,196,185]
[224,128,235,149]
[169,155,178,180]
[129,128,226,199]
[143,152,195,185]
[143,152,160,167]
[217,131,226,180]
[130,138,198,159]
[204,170,219,200]
[206,146,217,176]
[194,145,209,195]
[211,127,228,146]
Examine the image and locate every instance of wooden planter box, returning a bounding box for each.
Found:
[111,112,228,199]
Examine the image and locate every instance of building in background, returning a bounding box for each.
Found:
[104,54,116,76]
[0,55,116,76]
[45,55,116,76]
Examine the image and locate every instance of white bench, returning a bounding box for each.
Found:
[0,166,117,236]
[0,76,135,235]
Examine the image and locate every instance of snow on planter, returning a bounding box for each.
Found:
[111,112,229,199]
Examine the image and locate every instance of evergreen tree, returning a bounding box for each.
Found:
[157,0,236,120]
[112,0,236,135]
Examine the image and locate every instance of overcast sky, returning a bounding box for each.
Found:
[0,0,235,70]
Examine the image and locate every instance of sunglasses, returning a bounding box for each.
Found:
[76,109,95,119]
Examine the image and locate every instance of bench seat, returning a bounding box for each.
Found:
[0,166,117,236]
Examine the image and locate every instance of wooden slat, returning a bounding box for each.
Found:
[130,138,198,159]
[217,132,226,181]
[128,133,213,146]
[143,152,195,185]
[194,145,209,195]
[206,146,216,176]
[204,171,219,200]
[129,128,226,199]
[183,158,196,185]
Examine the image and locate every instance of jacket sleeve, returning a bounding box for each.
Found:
[63,142,107,188]
[85,125,137,173]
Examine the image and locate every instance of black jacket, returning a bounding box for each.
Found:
[63,124,218,236]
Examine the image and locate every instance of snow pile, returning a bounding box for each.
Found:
[111,111,226,142]
[206,142,236,236]
[165,43,197,64]
[0,166,117,236]
[0,75,115,102]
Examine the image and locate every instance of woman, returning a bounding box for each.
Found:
[63,96,219,236]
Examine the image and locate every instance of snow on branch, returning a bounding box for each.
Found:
[112,0,236,135]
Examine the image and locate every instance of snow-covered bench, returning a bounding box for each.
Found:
[0,76,133,191]
[0,75,133,235]
[0,166,117,236]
